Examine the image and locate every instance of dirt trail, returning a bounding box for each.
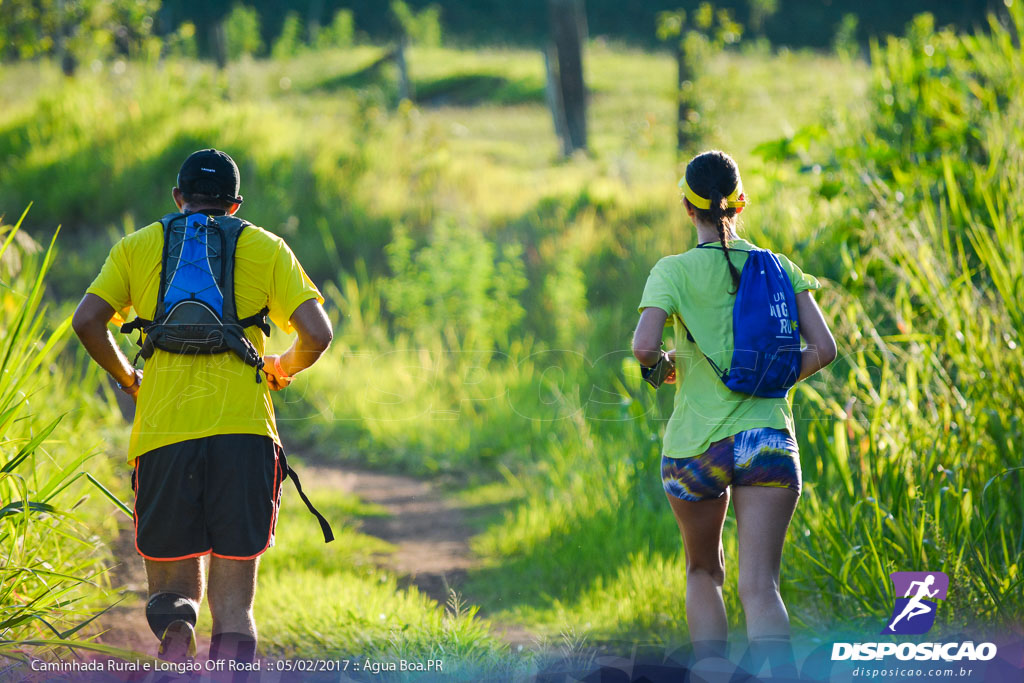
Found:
[97,461,533,654]
[302,466,475,598]
[96,518,152,656]
[303,464,534,647]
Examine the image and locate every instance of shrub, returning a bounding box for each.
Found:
[315,9,356,50]
[224,3,264,60]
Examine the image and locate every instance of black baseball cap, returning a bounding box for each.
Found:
[176,149,244,205]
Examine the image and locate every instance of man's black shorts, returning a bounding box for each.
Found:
[132,434,283,561]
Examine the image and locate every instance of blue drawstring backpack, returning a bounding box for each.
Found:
[687,246,802,398]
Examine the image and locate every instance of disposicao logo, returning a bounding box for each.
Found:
[882,571,948,635]
[831,570,998,662]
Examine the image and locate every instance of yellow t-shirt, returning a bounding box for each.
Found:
[87,217,323,461]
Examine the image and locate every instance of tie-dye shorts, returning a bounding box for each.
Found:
[661,427,801,502]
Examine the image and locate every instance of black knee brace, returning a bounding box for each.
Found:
[145,592,198,639]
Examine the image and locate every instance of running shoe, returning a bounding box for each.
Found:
[157,619,196,662]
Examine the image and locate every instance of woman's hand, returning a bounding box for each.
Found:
[262,354,293,391]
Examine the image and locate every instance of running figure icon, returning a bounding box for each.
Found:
[887,574,939,632]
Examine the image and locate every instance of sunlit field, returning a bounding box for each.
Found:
[2,2,1022,678]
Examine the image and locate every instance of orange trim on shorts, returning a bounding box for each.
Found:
[141,548,214,562]
[133,455,214,562]
[210,448,281,561]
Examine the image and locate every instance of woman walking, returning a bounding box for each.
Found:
[632,150,836,678]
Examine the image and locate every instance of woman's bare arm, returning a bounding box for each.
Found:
[633,307,669,367]
[795,290,837,381]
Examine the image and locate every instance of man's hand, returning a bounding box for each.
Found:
[118,368,143,403]
[262,354,292,392]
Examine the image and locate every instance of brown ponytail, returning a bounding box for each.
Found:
[683,150,743,294]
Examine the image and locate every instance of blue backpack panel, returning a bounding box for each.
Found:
[163,213,227,313]
[690,247,802,398]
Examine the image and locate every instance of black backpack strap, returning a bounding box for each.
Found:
[120,317,153,366]
[238,306,271,336]
[278,450,334,543]
[208,216,267,382]
[154,213,184,323]
[209,215,249,325]
[218,327,266,383]
[117,214,183,353]
[682,323,728,382]
[120,317,151,334]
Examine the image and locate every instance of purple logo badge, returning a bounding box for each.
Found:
[882,571,949,635]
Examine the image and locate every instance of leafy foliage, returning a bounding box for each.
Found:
[752,4,1024,628]
[0,210,128,662]
[657,3,744,148]
[224,3,264,60]
[384,220,527,350]
[0,0,161,66]
[271,12,304,59]
[314,9,356,50]
[391,0,443,47]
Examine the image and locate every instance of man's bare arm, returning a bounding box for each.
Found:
[263,299,333,390]
[72,293,138,390]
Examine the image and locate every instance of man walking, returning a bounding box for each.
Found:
[72,149,333,666]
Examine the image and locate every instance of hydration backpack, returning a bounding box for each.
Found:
[121,212,270,382]
[686,246,802,398]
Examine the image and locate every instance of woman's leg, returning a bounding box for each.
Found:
[666,490,731,646]
[732,485,799,678]
[732,486,798,638]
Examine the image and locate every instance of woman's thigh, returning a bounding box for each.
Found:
[666,490,731,573]
[732,486,799,588]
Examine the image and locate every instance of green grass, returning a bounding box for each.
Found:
[3,5,1023,665]
[0,210,134,665]
[254,486,529,678]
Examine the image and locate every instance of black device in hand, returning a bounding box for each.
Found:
[640,350,675,389]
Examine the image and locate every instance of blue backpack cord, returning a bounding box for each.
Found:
[686,245,802,398]
[163,217,225,312]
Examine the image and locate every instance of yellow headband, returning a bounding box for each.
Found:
[679,177,747,210]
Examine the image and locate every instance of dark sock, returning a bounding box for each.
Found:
[209,632,257,683]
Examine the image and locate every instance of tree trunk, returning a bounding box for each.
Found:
[210,21,227,69]
[395,39,413,102]
[676,43,688,154]
[56,0,76,76]
[547,0,587,155]
[544,48,571,157]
